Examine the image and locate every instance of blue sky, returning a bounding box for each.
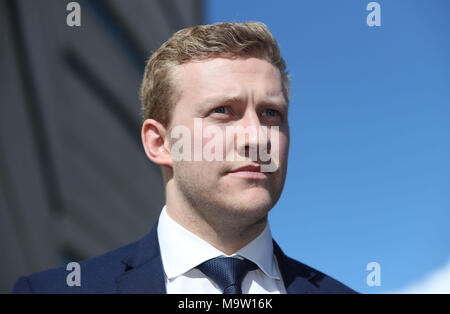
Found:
[206,0,450,293]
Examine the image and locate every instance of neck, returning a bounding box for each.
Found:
[165,181,268,255]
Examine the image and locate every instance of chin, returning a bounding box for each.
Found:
[223,192,274,217]
[238,186,276,204]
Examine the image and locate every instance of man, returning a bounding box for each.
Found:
[12,22,356,294]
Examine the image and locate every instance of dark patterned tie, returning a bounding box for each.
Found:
[197,257,258,294]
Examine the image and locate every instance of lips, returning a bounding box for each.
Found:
[229,164,262,173]
[228,164,267,180]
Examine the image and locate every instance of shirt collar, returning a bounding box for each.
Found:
[157,205,280,280]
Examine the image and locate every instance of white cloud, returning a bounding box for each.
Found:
[393,258,450,294]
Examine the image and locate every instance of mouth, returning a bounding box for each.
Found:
[227,164,268,180]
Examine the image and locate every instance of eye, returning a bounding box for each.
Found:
[262,108,280,117]
[212,106,229,114]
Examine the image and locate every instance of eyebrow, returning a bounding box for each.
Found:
[199,95,288,110]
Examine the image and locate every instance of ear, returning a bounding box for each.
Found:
[141,119,173,167]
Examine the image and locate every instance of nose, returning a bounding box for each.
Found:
[235,108,271,162]
[240,107,261,127]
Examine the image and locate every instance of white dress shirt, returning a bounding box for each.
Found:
[157,205,286,294]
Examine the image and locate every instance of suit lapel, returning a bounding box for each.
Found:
[115,224,319,294]
[116,223,166,294]
[273,240,317,294]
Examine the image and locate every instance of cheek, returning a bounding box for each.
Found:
[273,125,289,156]
[202,129,227,159]
[173,161,207,187]
[279,133,289,158]
[268,128,288,162]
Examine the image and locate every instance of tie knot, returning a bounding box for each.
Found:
[197,257,258,294]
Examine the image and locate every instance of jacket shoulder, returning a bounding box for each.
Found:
[285,254,358,294]
[11,240,140,294]
[273,241,358,294]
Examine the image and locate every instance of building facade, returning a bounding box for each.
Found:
[0,0,202,293]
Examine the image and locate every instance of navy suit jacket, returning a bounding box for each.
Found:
[12,223,357,294]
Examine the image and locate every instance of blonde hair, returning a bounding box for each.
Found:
[140,21,289,127]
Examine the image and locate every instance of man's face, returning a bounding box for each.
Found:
[168,57,289,224]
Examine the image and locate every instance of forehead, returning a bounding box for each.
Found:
[173,57,285,104]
